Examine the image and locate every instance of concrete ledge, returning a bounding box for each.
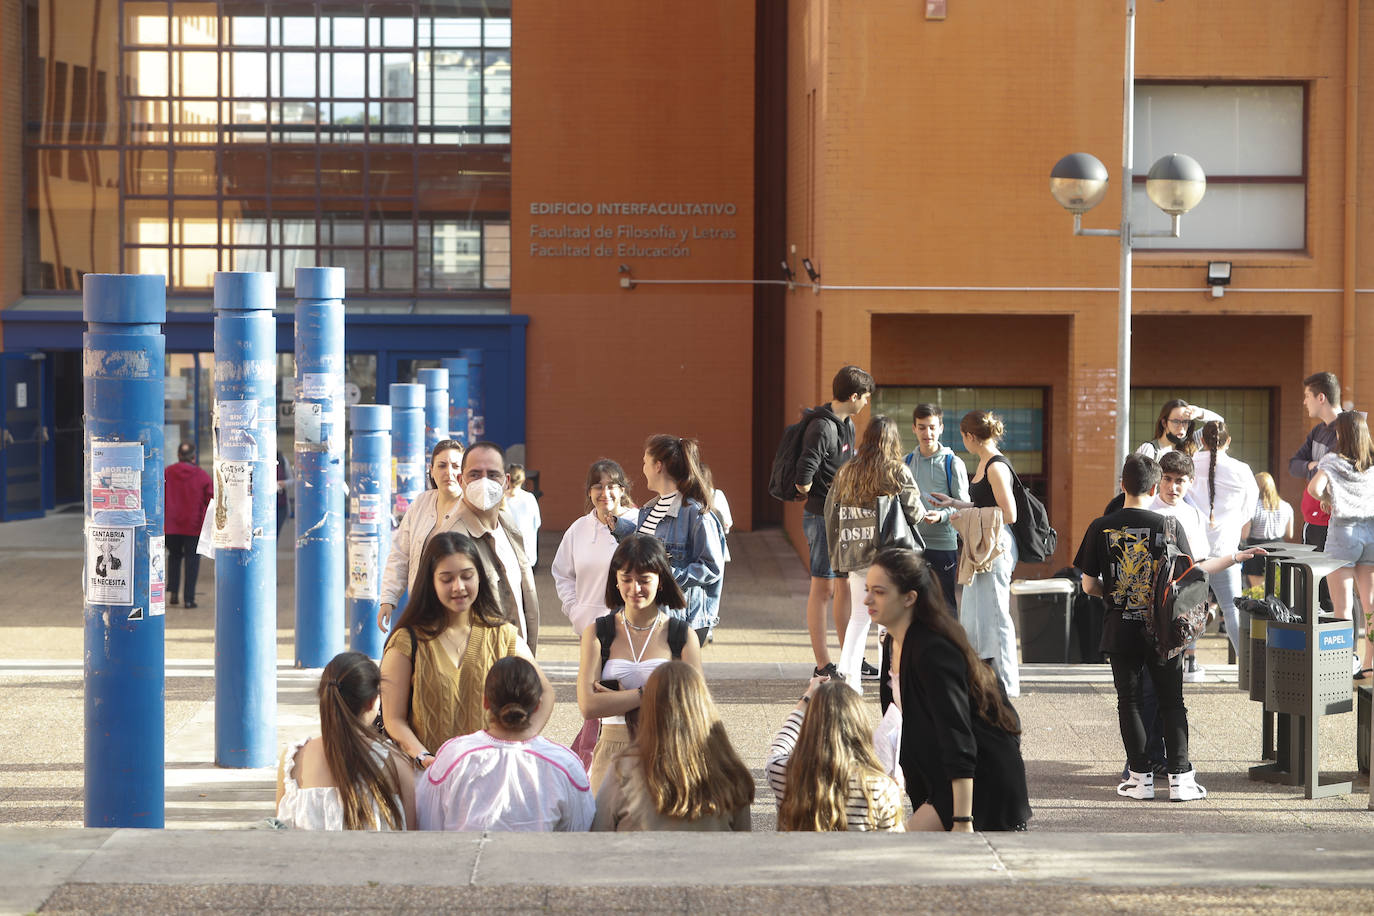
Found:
[7,829,1373,892]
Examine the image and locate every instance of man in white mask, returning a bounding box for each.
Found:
[454,441,541,652]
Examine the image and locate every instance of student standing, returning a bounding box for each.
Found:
[1191,421,1259,655]
[1074,454,1263,802]
[928,411,1021,697]
[904,403,969,612]
[1306,410,1374,679]
[794,366,875,679]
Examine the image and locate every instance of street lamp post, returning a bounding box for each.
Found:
[1049,0,1207,476]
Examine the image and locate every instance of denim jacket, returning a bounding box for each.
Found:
[614,492,725,630]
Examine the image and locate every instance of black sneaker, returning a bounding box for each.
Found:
[813,663,844,681]
[860,659,880,680]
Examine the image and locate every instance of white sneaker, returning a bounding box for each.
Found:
[1117,769,1155,800]
[1168,768,1208,802]
[1355,653,1364,677]
[1183,660,1206,683]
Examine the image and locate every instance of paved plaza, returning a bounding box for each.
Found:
[1,512,1372,912]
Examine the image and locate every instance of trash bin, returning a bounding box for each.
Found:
[1010,578,1075,664]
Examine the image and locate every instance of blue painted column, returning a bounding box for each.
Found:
[459,347,485,439]
[390,382,426,526]
[348,404,391,659]
[293,267,346,668]
[83,274,166,827]
[212,271,278,768]
[441,357,470,448]
[418,366,449,456]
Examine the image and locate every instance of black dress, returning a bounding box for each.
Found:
[880,622,1031,831]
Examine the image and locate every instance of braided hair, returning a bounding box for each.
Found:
[1200,420,1230,524]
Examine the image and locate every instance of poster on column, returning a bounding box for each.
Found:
[89,441,144,523]
[348,537,380,599]
[85,525,134,605]
[212,460,255,550]
[215,399,260,461]
[148,534,166,616]
[355,493,382,526]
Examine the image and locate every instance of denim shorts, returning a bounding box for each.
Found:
[802,511,840,579]
[1323,519,1374,565]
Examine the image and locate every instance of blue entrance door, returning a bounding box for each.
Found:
[0,353,48,521]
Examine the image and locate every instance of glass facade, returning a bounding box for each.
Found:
[1130,387,1274,475]
[871,386,1050,504]
[25,0,512,297]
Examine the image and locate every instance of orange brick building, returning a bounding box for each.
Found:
[1,0,1371,568]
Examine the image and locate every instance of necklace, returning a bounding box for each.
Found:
[622,610,658,631]
[621,611,661,664]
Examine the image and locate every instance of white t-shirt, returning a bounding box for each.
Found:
[415,731,594,832]
[1191,451,1260,556]
[491,524,526,638]
[1150,496,1210,559]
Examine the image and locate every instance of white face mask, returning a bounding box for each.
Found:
[465,477,504,512]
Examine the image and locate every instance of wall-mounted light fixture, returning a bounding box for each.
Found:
[618,264,634,289]
[801,258,820,282]
[1206,261,1232,298]
[780,260,795,290]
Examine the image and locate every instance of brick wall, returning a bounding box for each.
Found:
[781,0,1372,567]
[511,1,756,530]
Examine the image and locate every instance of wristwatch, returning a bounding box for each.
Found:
[414,752,434,767]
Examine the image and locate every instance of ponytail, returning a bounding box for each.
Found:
[645,434,714,511]
[318,652,404,830]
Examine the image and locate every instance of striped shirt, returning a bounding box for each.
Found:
[639,493,675,537]
[765,709,904,832]
[1249,500,1293,540]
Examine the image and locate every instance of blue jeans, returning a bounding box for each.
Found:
[959,528,1019,696]
[802,510,840,579]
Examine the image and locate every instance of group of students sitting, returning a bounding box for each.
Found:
[276,650,754,832]
[277,541,1033,833]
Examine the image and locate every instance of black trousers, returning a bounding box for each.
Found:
[1109,650,1189,775]
[1304,523,1332,610]
[166,534,200,603]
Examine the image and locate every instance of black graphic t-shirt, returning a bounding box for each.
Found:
[1073,507,1192,655]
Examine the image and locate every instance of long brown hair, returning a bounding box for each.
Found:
[1334,410,1374,473]
[624,661,754,820]
[388,532,506,644]
[644,434,713,510]
[830,415,907,506]
[778,680,891,831]
[871,548,1021,735]
[317,652,404,830]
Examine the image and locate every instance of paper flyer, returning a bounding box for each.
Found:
[89,441,144,522]
[348,537,380,599]
[212,460,254,550]
[85,525,134,606]
[149,534,166,616]
[215,399,260,461]
[356,493,382,526]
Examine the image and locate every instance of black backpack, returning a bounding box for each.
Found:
[999,459,1057,562]
[1145,517,1210,660]
[767,408,842,502]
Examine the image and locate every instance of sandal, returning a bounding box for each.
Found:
[1354,668,1373,681]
